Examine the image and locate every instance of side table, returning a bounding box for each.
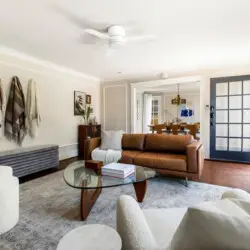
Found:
[57,224,122,250]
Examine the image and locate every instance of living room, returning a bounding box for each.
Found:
[1,0,250,249]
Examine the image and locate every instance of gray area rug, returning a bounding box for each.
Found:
[0,170,231,250]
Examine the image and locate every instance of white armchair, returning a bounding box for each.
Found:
[0,165,19,235]
[117,189,250,250]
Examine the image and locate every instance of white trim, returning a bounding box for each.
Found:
[0,46,100,82]
[103,84,128,132]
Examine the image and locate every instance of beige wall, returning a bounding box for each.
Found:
[0,52,100,160]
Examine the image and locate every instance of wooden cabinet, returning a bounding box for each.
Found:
[78,125,101,158]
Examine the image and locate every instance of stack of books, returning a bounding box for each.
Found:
[102,163,135,179]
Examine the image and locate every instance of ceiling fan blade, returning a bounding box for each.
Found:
[49,5,111,31]
[84,29,109,39]
[124,35,157,43]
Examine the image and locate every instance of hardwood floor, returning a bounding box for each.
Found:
[201,160,250,191]
[20,158,250,191]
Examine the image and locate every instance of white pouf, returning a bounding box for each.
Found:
[0,165,19,235]
[57,224,122,250]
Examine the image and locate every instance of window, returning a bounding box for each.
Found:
[151,96,162,124]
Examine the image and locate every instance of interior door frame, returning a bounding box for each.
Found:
[210,75,250,163]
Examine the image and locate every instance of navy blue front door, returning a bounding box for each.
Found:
[210,75,250,162]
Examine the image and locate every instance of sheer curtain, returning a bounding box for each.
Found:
[142,93,152,133]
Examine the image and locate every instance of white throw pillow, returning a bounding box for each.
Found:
[100,130,123,150]
[169,199,250,250]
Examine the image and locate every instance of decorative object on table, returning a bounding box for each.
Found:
[5,76,26,146]
[74,91,86,115]
[26,79,41,138]
[0,166,19,235]
[78,124,101,158]
[57,224,122,250]
[86,95,91,104]
[85,104,93,124]
[102,163,135,179]
[0,79,4,138]
[85,160,103,174]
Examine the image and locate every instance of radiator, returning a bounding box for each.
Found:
[0,144,59,178]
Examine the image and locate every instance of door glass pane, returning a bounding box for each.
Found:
[229,81,242,95]
[243,139,250,152]
[216,111,228,123]
[229,110,241,123]
[216,97,228,109]
[244,110,250,123]
[216,138,227,151]
[243,124,250,137]
[216,82,228,96]
[229,138,241,151]
[243,80,250,94]
[229,96,241,109]
[243,95,250,109]
[216,124,228,137]
[229,124,242,137]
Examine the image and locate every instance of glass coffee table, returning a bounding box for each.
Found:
[64,161,156,220]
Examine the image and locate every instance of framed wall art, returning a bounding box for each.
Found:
[74,91,86,115]
[86,95,91,104]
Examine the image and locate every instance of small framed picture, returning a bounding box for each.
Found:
[74,91,86,115]
[86,95,91,104]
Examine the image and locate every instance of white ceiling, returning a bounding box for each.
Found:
[1,0,250,80]
[136,81,200,94]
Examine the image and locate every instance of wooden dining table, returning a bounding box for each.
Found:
[149,123,200,139]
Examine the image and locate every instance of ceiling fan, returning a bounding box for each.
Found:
[50,5,157,52]
[83,25,157,49]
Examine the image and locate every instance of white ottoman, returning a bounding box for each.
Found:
[0,165,19,235]
[57,224,122,250]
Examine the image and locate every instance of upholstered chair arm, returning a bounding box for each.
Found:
[84,137,101,160]
[222,189,250,201]
[116,195,158,250]
[186,141,204,176]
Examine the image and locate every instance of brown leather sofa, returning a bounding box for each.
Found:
[84,133,204,180]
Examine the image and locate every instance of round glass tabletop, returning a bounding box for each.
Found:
[63,161,156,189]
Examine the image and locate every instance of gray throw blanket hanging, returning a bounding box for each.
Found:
[0,79,3,113]
[0,79,3,136]
[5,76,26,145]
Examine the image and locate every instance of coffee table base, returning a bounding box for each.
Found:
[80,187,102,220]
[80,179,148,220]
[133,180,147,202]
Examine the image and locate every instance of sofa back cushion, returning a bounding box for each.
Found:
[122,134,146,151]
[144,134,193,153]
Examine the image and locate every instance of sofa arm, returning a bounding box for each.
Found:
[84,137,101,160]
[186,141,204,176]
[116,195,157,250]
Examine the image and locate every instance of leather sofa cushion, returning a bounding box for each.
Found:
[133,152,187,172]
[144,134,193,153]
[119,150,142,164]
[122,134,145,151]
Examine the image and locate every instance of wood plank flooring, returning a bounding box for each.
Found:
[20,158,250,191]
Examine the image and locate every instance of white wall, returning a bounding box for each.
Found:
[164,92,200,123]
[0,51,100,160]
[101,82,130,132]
[136,93,143,133]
